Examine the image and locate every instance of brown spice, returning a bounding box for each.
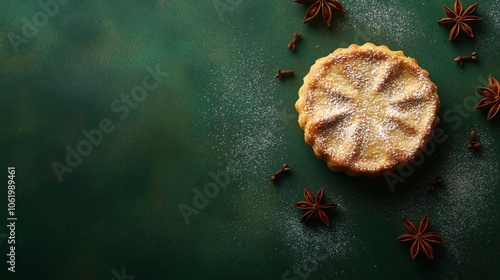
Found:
[293,188,337,227]
[466,130,481,149]
[437,0,482,41]
[426,175,444,192]
[475,75,500,120]
[454,51,477,66]
[287,32,302,51]
[396,214,445,260]
[270,163,291,181]
[275,69,294,79]
[294,0,345,28]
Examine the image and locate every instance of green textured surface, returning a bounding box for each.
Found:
[1,0,500,279]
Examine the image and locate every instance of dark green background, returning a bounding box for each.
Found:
[1,0,499,279]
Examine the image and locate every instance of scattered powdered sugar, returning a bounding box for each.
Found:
[477,5,500,57]
[436,129,498,276]
[198,39,287,185]
[369,127,499,277]
[192,40,304,263]
[270,192,363,277]
[339,0,421,45]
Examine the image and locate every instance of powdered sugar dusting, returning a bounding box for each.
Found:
[198,40,287,185]
[340,0,421,45]
[371,128,499,277]
[270,192,363,277]
[477,5,500,56]
[437,130,498,276]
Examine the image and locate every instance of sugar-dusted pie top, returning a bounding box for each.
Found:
[295,43,440,177]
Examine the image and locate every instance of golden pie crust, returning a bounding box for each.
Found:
[295,43,440,177]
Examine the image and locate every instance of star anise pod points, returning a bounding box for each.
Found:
[437,0,482,41]
[396,214,445,260]
[475,75,500,120]
[295,0,345,27]
[293,188,338,227]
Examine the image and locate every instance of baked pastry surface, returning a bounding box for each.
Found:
[295,43,440,177]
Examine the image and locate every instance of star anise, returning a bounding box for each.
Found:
[437,0,482,41]
[475,75,500,120]
[293,188,337,226]
[396,214,445,260]
[294,0,345,28]
[426,176,444,192]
